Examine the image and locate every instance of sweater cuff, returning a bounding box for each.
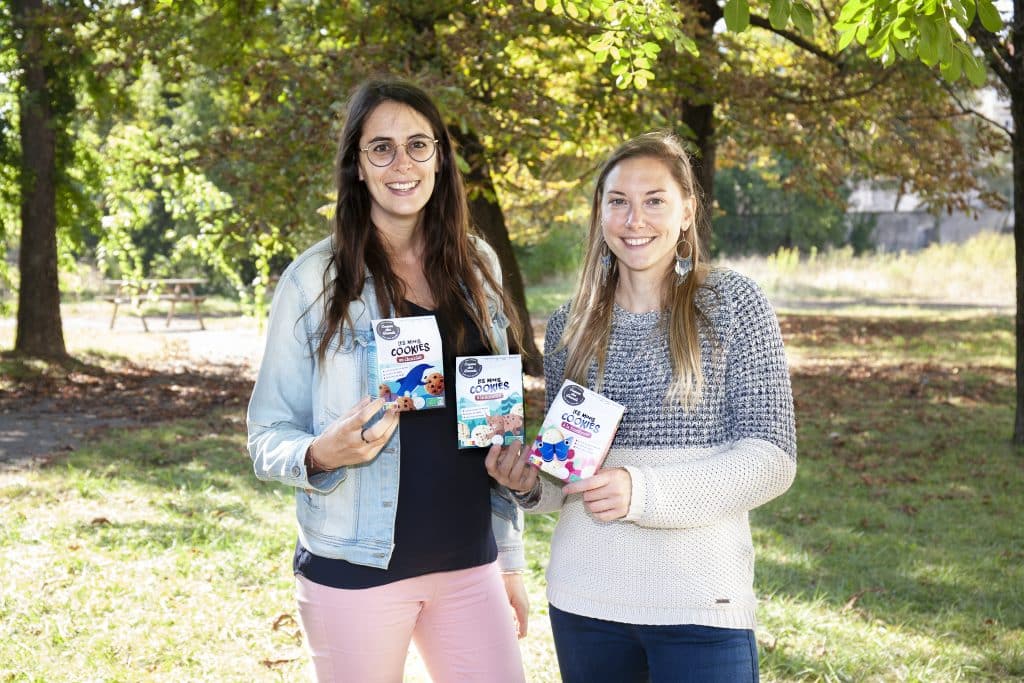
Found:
[622,465,646,522]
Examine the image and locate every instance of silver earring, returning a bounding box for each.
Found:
[675,240,693,280]
[599,243,613,284]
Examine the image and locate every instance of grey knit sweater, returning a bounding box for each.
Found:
[521,267,797,628]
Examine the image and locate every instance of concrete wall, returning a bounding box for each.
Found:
[855,209,1012,252]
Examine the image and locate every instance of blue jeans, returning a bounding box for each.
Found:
[549,604,759,683]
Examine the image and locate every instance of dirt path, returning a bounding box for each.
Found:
[0,312,265,471]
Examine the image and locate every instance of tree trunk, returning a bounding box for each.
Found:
[677,0,723,249]
[1011,23,1023,445]
[450,128,543,376]
[12,0,67,360]
[680,99,717,248]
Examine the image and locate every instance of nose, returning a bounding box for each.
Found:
[626,207,646,228]
[392,144,414,168]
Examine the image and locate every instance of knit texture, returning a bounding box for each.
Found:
[522,267,797,628]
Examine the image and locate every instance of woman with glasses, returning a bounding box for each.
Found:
[487,132,797,682]
[247,78,528,682]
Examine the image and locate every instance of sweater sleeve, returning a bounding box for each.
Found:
[624,275,797,529]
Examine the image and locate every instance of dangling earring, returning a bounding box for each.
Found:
[675,239,693,280]
[599,242,613,284]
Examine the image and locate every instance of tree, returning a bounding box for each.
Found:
[9,0,68,359]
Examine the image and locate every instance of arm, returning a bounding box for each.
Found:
[246,270,344,492]
[246,270,397,491]
[621,276,797,529]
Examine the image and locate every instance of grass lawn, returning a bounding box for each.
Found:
[1,303,1021,680]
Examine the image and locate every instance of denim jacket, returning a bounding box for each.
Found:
[247,236,526,571]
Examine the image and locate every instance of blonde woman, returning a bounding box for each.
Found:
[487,132,796,682]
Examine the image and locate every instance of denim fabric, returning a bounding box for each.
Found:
[247,236,524,571]
[549,604,759,683]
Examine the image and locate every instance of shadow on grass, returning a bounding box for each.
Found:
[751,356,1022,678]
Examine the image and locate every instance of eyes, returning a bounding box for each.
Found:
[368,138,432,155]
[607,196,666,208]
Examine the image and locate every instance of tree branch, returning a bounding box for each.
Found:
[967,21,1012,87]
[748,14,840,65]
[939,80,1014,138]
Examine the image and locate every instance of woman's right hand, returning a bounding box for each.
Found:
[485,440,538,494]
[308,396,399,470]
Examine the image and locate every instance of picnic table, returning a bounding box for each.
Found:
[104,278,207,331]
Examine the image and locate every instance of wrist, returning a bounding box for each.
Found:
[305,439,337,475]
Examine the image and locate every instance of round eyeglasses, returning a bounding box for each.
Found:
[359,137,439,167]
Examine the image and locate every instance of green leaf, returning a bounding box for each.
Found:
[837,0,868,23]
[892,17,913,39]
[976,0,1002,31]
[962,0,977,24]
[936,23,953,61]
[961,50,987,85]
[642,41,662,57]
[769,0,792,29]
[916,16,939,64]
[723,0,751,31]
[615,71,634,89]
[534,0,547,11]
[837,25,858,50]
[939,49,962,80]
[678,34,699,56]
[791,3,815,34]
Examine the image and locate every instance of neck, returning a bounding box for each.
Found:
[377,221,425,264]
[614,271,667,313]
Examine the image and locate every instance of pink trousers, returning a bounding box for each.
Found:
[295,562,526,682]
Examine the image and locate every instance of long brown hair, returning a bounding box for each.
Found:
[316,78,518,360]
[561,132,713,408]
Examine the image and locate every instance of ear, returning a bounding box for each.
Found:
[681,195,697,231]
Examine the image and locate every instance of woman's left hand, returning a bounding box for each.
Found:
[561,467,632,522]
[501,572,530,639]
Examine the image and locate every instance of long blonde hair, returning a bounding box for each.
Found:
[560,132,712,408]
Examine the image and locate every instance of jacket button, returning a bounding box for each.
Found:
[292,466,301,477]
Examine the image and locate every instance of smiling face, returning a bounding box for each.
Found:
[600,156,695,282]
[357,100,439,231]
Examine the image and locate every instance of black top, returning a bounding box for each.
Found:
[294,301,496,588]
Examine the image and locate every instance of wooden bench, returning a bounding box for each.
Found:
[105,278,207,331]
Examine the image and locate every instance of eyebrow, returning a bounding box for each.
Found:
[607,189,667,196]
[365,133,433,143]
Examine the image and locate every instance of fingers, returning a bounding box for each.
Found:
[349,395,384,424]
[563,468,632,521]
[501,573,530,639]
[360,407,398,445]
[486,441,537,493]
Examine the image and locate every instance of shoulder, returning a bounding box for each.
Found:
[701,266,764,299]
[697,267,776,331]
[546,301,571,334]
[281,236,333,286]
[469,235,500,277]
